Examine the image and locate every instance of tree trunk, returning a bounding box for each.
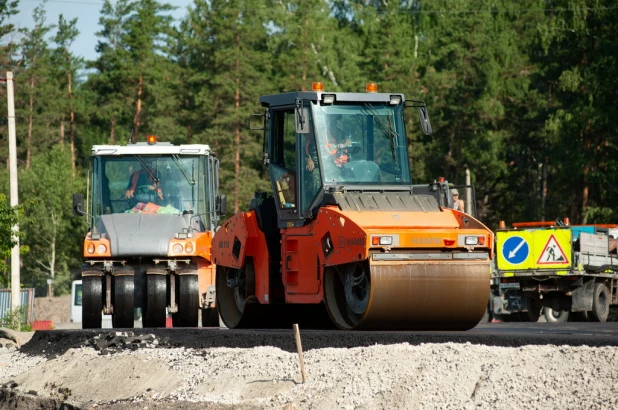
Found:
[60,117,65,144]
[233,32,241,214]
[581,180,589,224]
[133,73,144,142]
[49,212,57,297]
[541,155,548,222]
[68,72,76,177]
[110,114,116,144]
[27,77,35,170]
[302,18,307,87]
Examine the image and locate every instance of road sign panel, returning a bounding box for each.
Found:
[496,231,534,270]
[501,236,529,265]
[533,230,571,268]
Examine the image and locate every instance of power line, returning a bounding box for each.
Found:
[18,1,618,13]
[21,0,104,5]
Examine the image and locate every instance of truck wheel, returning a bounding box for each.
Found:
[525,297,541,322]
[172,275,199,327]
[112,275,135,328]
[543,306,569,323]
[83,276,103,329]
[590,283,610,322]
[143,273,167,328]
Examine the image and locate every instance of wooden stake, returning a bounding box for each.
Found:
[293,323,307,383]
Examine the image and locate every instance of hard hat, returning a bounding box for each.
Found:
[451,189,459,196]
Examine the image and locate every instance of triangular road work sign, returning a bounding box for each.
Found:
[537,234,569,265]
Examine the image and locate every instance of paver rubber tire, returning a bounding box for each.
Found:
[83,276,103,329]
[590,282,610,322]
[172,275,199,327]
[543,306,569,323]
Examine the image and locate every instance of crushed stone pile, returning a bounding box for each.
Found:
[1,341,617,409]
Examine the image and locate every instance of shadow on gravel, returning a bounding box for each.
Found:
[0,388,260,410]
[18,323,618,359]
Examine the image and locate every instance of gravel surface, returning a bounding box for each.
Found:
[1,338,618,409]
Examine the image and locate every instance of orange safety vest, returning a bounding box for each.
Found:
[305,131,348,167]
[128,170,164,200]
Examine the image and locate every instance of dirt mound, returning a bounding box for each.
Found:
[34,295,71,325]
[2,343,618,409]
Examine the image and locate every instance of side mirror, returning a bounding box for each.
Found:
[216,194,227,216]
[73,193,85,216]
[418,107,432,136]
[248,113,265,130]
[295,107,309,134]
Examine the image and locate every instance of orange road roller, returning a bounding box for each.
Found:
[212,82,494,330]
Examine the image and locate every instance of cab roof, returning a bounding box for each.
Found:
[91,142,212,156]
[259,91,406,108]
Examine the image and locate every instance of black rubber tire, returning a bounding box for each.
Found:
[201,307,219,327]
[82,276,103,329]
[590,282,610,322]
[543,306,569,323]
[172,275,199,327]
[112,275,135,328]
[143,274,167,328]
[525,297,542,322]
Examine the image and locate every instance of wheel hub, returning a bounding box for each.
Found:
[230,269,247,312]
[343,264,369,315]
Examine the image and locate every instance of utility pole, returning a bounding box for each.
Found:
[5,71,20,312]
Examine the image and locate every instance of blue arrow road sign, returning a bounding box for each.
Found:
[502,236,529,265]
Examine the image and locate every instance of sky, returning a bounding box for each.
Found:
[14,0,194,61]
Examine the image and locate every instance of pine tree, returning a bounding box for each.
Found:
[17,2,59,169]
[52,14,83,176]
[87,0,136,144]
[533,0,618,223]
[0,0,20,168]
[185,0,272,213]
[270,0,341,91]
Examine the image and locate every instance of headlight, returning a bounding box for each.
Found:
[87,243,95,254]
[172,243,184,254]
[185,242,194,253]
[371,236,392,246]
[379,236,392,245]
[96,244,107,254]
[465,236,479,245]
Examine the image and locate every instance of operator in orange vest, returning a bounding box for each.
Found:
[123,158,164,203]
[305,115,352,172]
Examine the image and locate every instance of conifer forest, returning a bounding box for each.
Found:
[1,0,617,295]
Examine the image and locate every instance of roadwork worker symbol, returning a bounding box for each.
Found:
[537,234,569,265]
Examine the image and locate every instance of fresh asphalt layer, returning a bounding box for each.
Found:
[19,322,618,358]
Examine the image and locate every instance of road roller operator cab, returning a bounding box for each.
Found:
[72,137,226,329]
[212,83,494,330]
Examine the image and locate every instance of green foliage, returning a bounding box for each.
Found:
[19,145,84,296]
[0,194,18,283]
[0,306,31,332]
[3,0,618,290]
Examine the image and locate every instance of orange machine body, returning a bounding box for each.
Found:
[212,205,493,306]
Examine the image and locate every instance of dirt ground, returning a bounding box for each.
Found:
[33,295,71,325]
[1,337,617,410]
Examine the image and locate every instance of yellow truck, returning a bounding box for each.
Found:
[491,220,618,322]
